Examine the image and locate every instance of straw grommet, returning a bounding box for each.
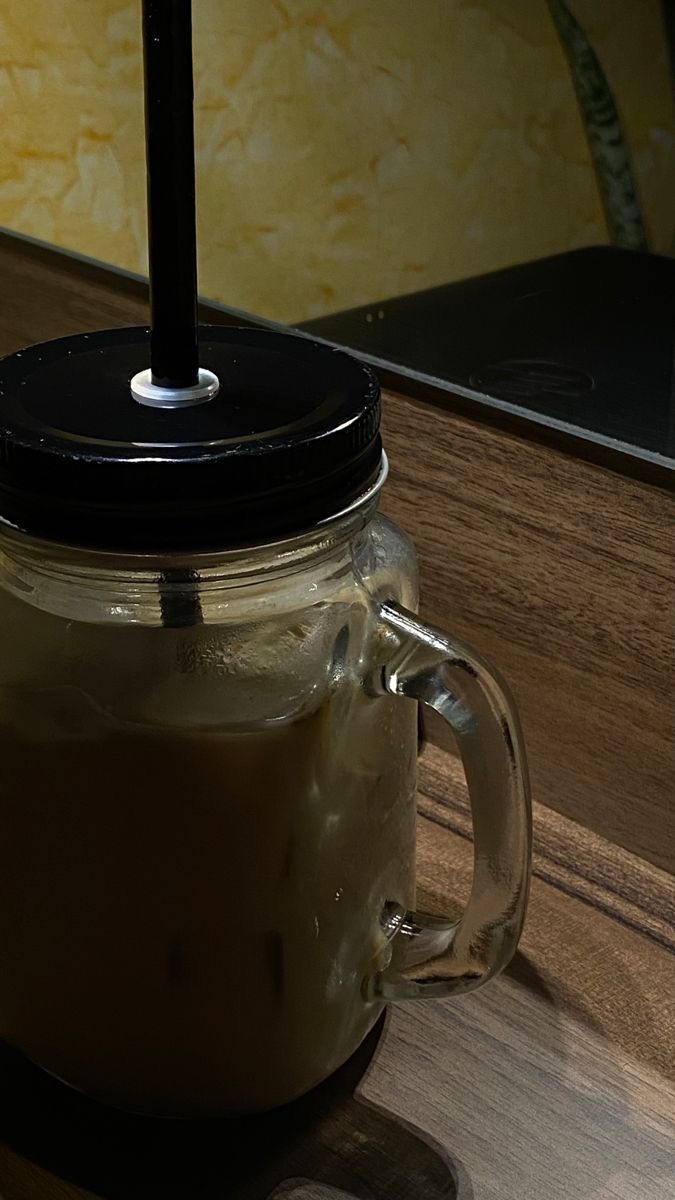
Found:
[130,367,220,409]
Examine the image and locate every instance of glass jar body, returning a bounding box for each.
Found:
[0,509,419,1115]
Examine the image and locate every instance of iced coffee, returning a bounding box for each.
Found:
[0,605,416,1115]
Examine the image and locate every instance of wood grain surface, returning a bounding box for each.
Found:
[381,391,675,874]
[419,740,675,955]
[0,234,149,354]
[0,231,672,1199]
[0,231,252,358]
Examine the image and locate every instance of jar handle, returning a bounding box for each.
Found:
[372,602,532,1001]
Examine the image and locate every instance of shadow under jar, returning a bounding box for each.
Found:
[0,326,531,1116]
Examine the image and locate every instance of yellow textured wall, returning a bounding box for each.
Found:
[0,0,672,323]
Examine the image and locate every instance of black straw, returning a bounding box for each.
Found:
[142,0,199,389]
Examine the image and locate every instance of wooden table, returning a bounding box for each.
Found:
[0,233,672,1200]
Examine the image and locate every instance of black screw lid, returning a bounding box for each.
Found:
[0,325,382,552]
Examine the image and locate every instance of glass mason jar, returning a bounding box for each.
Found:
[0,326,530,1116]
